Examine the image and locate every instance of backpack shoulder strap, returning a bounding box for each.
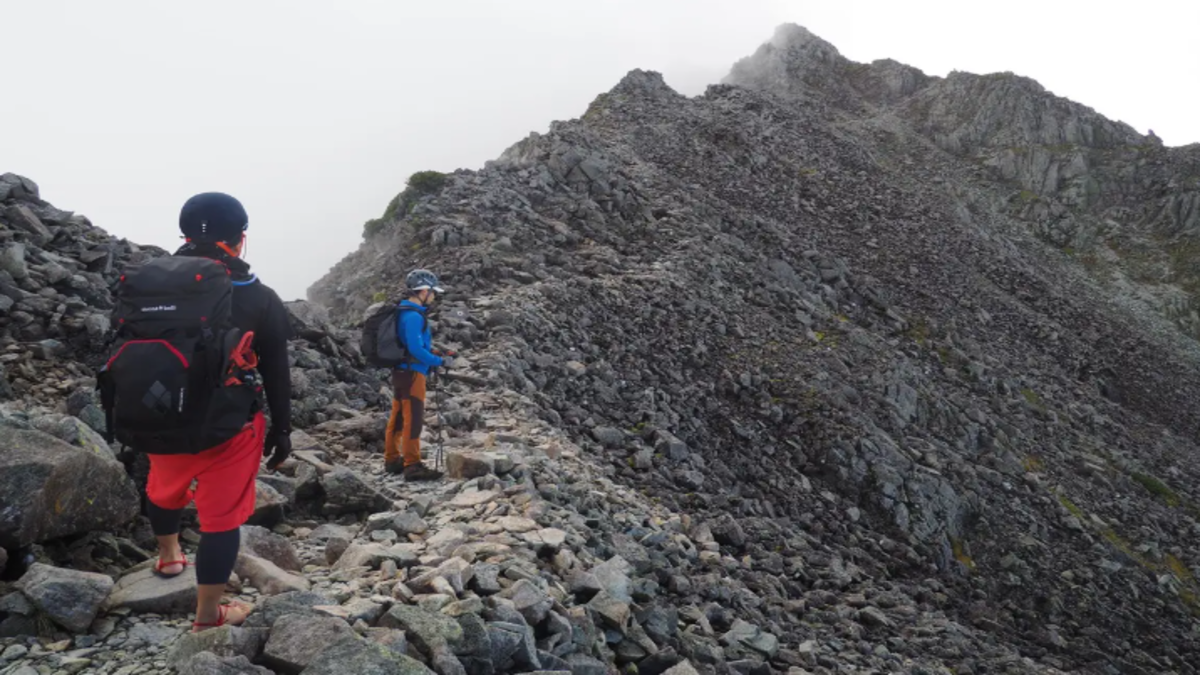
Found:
[394,304,411,341]
[394,305,429,341]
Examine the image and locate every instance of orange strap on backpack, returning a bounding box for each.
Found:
[224,331,258,386]
[231,331,258,370]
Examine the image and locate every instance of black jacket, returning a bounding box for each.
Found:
[176,244,292,432]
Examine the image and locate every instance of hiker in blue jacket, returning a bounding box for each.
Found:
[383,269,452,480]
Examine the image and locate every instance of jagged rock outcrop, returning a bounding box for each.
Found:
[309,24,1200,674]
[723,25,1200,340]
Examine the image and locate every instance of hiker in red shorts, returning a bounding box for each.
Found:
[100,192,292,631]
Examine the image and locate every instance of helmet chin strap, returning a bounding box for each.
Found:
[216,234,246,259]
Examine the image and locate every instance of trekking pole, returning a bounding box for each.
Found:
[430,369,448,472]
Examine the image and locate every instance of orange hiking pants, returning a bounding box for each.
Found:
[384,370,426,467]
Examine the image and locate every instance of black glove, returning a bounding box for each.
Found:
[264,426,292,471]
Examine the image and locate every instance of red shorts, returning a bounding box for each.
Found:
[146,413,265,533]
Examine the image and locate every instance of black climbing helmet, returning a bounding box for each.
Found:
[405,269,444,294]
[179,192,248,243]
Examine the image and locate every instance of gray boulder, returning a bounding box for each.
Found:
[28,414,115,461]
[5,204,52,245]
[240,525,301,571]
[284,300,336,341]
[379,604,464,655]
[169,624,268,667]
[16,563,113,633]
[243,591,335,629]
[0,425,138,548]
[500,579,553,626]
[445,452,494,480]
[261,613,356,673]
[235,554,310,596]
[246,481,288,528]
[0,592,36,638]
[334,542,420,571]
[321,467,392,515]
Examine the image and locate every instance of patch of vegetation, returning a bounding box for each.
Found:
[810,329,841,350]
[950,537,975,570]
[1023,455,1045,473]
[1167,554,1195,582]
[405,170,450,201]
[362,170,450,239]
[1020,388,1043,407]
[371,291,388,303]
[1099,526,1134,556]
[902,317,931,347]
[363,217,387,238]
[1131,472,1182,507]
[1057,493,1084,519]
[34,611,56,638]
[1057,488,1200,615]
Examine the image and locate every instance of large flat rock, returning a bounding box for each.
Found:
[106,560,198,614]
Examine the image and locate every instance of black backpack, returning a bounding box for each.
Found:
[97,255,261,455]
[361,302,424,368]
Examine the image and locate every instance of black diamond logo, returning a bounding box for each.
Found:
[142,381,172,414]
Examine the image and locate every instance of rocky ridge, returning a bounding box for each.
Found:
[309,24,1200,674]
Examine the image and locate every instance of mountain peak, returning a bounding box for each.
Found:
[611,69,676,96]
[722,23,853,104]
[766,23,842,57]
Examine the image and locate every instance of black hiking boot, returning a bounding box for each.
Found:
[403,462,443,482]
[384,459,405,475]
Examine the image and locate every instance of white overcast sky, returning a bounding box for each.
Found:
[4,0,1198,301]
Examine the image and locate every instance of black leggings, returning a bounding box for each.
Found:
[147,501,240,586]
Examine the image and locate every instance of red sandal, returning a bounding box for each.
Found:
[152,554,189,579]
[191,601,252,633]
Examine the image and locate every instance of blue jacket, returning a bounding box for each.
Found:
[395,300,443,375]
